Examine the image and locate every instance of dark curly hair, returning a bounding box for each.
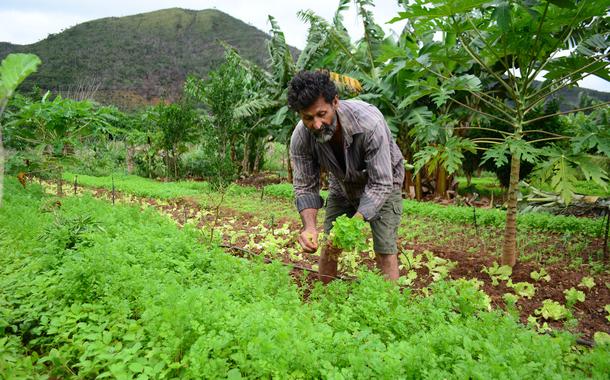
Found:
[287,70,337,112]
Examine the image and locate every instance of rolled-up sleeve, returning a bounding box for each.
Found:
[290,125,324,212]
[357,121,393,220]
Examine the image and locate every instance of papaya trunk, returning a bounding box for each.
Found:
[56,170,63,196]
[126,145,135,174]
[435,164,448,198]
[415,172,423,200]
[502,153,521,267]
[287,140,293,183]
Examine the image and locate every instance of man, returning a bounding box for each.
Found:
[288,70,405,282]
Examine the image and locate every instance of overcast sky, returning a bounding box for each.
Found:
[0,0,607,91]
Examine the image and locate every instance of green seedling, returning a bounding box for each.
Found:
[578,276,595,290]
[329,215,368,252]
[507,280,536,299]
[563,288,585,309]
[594,332,610,346]
[481,262,512,286]
[535,300,569,321]
[530,268,550,282]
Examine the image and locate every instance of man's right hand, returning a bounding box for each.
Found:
[298,228,319,253]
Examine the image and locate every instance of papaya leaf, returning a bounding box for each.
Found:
[0,53,41,101]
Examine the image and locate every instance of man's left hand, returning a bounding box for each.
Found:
[353,212,364,220]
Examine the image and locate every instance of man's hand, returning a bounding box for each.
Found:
[353,212,364,220]
[298,228,319,253]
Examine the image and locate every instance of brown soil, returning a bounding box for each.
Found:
[235,172,285,189]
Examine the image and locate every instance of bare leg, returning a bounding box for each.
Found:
[318,243,340,284]
[375,254,399,281]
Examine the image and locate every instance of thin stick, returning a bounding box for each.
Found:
[604,207,610,260]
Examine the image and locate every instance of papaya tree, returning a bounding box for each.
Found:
[0,53,41,207]
[394,0,610,266]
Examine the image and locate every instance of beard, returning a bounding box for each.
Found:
[310,113,338,144]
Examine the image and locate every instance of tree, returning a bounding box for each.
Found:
[0,53,41,207]
[394,0,610,266]
[9,94,113,195]
[149,101,201,179]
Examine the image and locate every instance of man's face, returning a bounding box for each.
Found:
[299,96,339,143]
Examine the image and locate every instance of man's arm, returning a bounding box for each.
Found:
[290,125,324,251]
[298,208,319,252]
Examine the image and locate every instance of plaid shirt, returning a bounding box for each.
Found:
[290,99,404,220]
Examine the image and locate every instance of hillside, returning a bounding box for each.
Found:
[0,8,295,109]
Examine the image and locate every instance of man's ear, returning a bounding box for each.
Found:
[332,95,339,109]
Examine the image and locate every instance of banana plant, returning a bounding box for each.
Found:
[394,0,610,266]
[0,53,41,207]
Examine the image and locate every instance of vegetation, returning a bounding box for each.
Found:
[2,177,609,378]
[0,53,41,207]
[1,1,609,377]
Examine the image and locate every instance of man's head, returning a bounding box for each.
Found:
[288,70,339,143]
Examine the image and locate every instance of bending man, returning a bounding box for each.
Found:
[288,70,405,282]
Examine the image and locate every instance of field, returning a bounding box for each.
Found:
[2,1,610,377]
[2,173,609,378]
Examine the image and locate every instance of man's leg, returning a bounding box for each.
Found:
[320,193,355,283]
[375,253,399,281]
[370,190,403,282]
[318,243,340,284]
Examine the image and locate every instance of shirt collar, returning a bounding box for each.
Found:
[336,100,363,148]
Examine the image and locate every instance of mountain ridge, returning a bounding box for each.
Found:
[0,8,292,109]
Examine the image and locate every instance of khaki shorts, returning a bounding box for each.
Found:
[323,190,403,254]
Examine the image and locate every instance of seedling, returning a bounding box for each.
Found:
[594,332,610,346]
[578,276,595,290]
[481,262,512,286]
[563,288,585,308]
[397,270,418,287]
[329,215,368,252]
[399,249,423,271]
[535,300,569,321]
[507,280,536,299]
[530,268,551,282]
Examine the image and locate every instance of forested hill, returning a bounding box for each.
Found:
[0,8,298,109]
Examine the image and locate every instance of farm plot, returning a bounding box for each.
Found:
[38,174,610,342]
[2,176,609,378]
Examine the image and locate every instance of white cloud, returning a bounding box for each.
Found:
[0,0,405,49]
[0,10,86,44]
